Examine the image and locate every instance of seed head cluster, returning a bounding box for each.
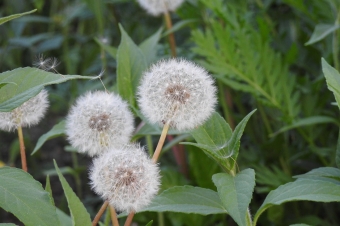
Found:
[137,0,184,16]
[90,145,160,212]
[65,91,134,156]
[138,58,217,131]
[0,89,49,132]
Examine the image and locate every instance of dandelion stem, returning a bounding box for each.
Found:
[92,201,109,226]
[110,205,119,226]
[163,11,176,57]
[17,126,27,172]
[124,212,135,226]
[152,122,170,163]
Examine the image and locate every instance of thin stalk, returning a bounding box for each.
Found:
[246,208,253,226]
[257,104,273,135]
[158,212,165,226]
[163,11,176,57]
[218,81,235,129]
[124,212,135,226]
[333,11,340,71]
[110,206,119,226]
[92,201,109,226]
[152,122,171,163]
[103,207,111,226]
[17,126,27,172]
[146,135,154,156]
[71,152,82,198]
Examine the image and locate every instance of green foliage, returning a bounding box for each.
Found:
[305,24,340,45]
[0,167,59,226]
[142,186,227,215]
[322,58,340,109]
[0,9,37,25]
[54,160,92,226]
[212,169,255,226]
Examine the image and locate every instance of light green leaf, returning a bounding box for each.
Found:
[305,24,340,45]
[212,169,255,226]
[32,120,66,155]
[116,24,147,107]
[139,27,163,64]
[0,82,16,89]
[0,9,37,25]
[142,186,227,215]
[0,167,59,226]
[145,220,153,226]
[321,58,340,109]
[253,167,340,225]
[54,160,92,226]
[0,67,98,112]
[271,116,339,136]
[45,175,55,206]
[94,38,117,59]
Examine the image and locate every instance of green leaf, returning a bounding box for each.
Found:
[0,224,17,226]
[0,82,16,89]
[116,24,147,107]
[0,9,37,25]
[321,58,340,109]
[271,116,339,136]
[45,175,55,206]
[0,67,98,112]
[32,120,66,155]
[305,24,340,45]
[212,169,255,226]
[162,19,198,37]
[0,167,59,226]
[142,186,227,215]
[253,167,340,225]
[139,27,163,64]
[145,220,153,226]
[337,128,340,168]
[54,160,92,226]
[94,38,117,59]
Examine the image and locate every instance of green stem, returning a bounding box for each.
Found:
[71,152,82,198]
[146,135,154,156]
[218,81,235,129]
[158,212,165,226]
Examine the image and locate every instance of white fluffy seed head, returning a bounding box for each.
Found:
[0,89,49,132]
[90,144,160,212]
[65,91,134,157]
[138,58,217,131]
[137,0,184,16]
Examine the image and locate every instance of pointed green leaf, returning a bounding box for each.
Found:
[305,24,340,45]
[254,167,340,225]
[212,169,255,226]
[116,24,147,107]
[0,9,37,25]
[54,160,92,226]
[321,58,340,109]
[45,175,55,206]
[0,67,98,112]
[0,167,59,226]
[32,120,66,155]
[142,186,227,215]
[139,27,163,64]
[145,220,153,226]
[94,38,117,59]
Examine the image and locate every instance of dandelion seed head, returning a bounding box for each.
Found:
[137,0,184,16]
[138,58,217,131]
[90,145,160,212]
[0,89,49,132]
[65,91,134,156]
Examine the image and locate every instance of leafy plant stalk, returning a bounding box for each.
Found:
[17,126,27,172]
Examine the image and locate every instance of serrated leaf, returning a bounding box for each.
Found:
[142,186,227,215]
[254,168,340,224]
[116,24,147,107]
[305,24,340,45]
[321,58,340,109]
[94,38,117,59]
[0,9,37,25]
[139,27,163,64]
[0,67,97,112]
[0,167,59,226]
[212,169,255,226]
[54,160,92,226]
[32,120,66,155]
[271,116,339,136]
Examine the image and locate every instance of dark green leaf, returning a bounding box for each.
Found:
[116,24,147,107]
[321,58,340,109]
[142,186,227,215]
[212,169,255,226]
[0,67,98,112]
[305,24,340,45]
[32,120,66,155]
[0,167,59,226]
[145,220,153,226]
[0,9,37,25]
[54,160,92,226]
[337,128,340,168]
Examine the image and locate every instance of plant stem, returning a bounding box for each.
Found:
[110,205,119,226]
[158,212,165,226]
[146,135,154,156]
[163,11,176,57]
[92,201,109,226]
[218,81,235,129]
[152,122,171,163]
[124,212,135,226]
[17,126,27,172]
[246,208,253,226]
